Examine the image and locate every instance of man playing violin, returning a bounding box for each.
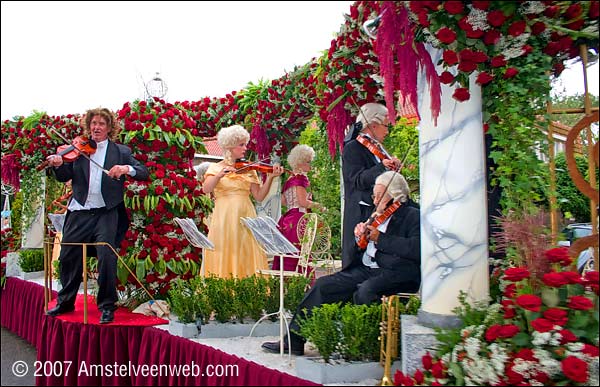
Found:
[341,102,402,270]
[262,170,420,356]
[45,107,149,324]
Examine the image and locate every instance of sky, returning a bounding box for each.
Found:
[1,1,598,121]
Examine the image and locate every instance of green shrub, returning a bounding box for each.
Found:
[338,303,382,361]
[204,275,236,323]
[18,248,44,272]
[168,278,204,324]
[234,275,268,322]
[284,275,311,313]
[297,302,342,362]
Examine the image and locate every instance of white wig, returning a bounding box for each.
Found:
[287,144,315,171]
[217,125,250,149]
[356,103,389,128]
[375,171,409,203]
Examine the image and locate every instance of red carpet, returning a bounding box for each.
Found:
[47,295,168,326]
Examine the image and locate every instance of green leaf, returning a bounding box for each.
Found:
[512,332,530,346]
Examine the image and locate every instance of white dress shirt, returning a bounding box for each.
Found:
[361,217,391,269]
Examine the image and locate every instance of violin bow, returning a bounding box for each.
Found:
[47,127,113,177]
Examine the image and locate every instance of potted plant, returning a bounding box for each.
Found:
[17,248,44,280]
[296,302,384,384]
[167,278,203,339]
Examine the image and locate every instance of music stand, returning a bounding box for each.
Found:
[241,216,300,358]
[174,217,214,277]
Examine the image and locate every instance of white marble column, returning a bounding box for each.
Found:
[416,46,489,328]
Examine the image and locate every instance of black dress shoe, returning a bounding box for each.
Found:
[46,304,75,316]
[99,310,114,324]
[261,338,304,356]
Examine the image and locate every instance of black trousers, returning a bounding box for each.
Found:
[288,264,420,341]
[57,207,119,311]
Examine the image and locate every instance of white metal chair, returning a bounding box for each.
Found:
[298,213,341,275]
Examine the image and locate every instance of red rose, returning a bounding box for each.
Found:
[508,21,526,37]
[422,352,433,370]
[582,344,599,357]
[472,1,490,10]
[440,71,455,84]
[458,17,484,38]
[485,324,501,341]
[559,329,578,344]
[452,87,470,102]
[431,361,445,379]
[483,30,501,45]
[498,324,519,338]
[561,356,588,383]
[545,247,571,264]
[516,294,542,311]
[413,369,424,384]
[567,295,594,310]
[531,318,554,333]
[436,27,457,44]
[590,1,600,19]
[444,1,464,14]
[566,19,584,31]
[542,271,569,287]
[564,3,583,19]
[584,270,599,283]
[515,348,535,361]
[543,308,568,325]
[531,21,546,35]
[503,267,530,282]
[458,60,477,73]
[487,10,506,27]
[490,55,507,68]
[544,5,560,18]
[476,72,493,85]
[443,50,459,65]
[553,62,565,76]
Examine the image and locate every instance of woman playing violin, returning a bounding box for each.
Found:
[202,124,284,278]
[341,102,402,270]
[272,144,324,272]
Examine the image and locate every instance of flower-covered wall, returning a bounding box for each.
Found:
[1,1,598,297]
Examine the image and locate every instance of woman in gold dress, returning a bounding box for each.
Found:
[202,125,284,278]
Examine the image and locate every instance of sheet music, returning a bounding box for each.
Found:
[241,216,299,256]
[174,217,215,250]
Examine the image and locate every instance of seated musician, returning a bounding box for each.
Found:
[262,171,420,355]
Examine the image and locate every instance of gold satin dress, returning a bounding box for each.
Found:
[202,162,268,278]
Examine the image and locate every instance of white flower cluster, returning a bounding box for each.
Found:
[519,1,546,15]
[533,349,561,378]
[467,7,490,32]
[127,181,145,194]
[498,33,532,60]
[531,329,561,346]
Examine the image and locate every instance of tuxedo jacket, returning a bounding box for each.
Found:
[341,138,386,269]
[350,203,421,273]
[53,141,149,245]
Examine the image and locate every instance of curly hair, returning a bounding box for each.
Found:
[356,102,389,128]
[287,144,315,171]
[375,171,409,203]
[217,125,250,162]
[82,107,120,141]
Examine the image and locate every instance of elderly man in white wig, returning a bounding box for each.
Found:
[341,102,403,270]
[262,170,420,356]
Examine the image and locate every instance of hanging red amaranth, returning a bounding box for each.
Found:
[1,154,20,190]
[375,1,403,121]
[249,122,270,159]
[376,2,441,125]
[327,100,352,158]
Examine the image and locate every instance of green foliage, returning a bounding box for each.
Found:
[338,303,382,361]
[297,302,343,362]
[204,275,236,323]
[299,121,342,256]
[397,295,421,316]
[555,152,598,221]
[19,169,45,241]
[10,191,23,244]
[551,92,599,129]
[18,248,44,272]
[233,275,268,322]
[297,302,383,362]
[283,275,311,314]
[168,278,205,324]
[485,49,553,213]
[384,117,420,197]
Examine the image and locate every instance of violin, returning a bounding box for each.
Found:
[232,159,291,175]
[356,134,392,161]
[357,200,401,249]
[36,136,97,171]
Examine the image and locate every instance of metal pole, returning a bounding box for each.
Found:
[547,99,559,243]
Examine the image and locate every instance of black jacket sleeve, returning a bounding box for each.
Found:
[372,205,421,270]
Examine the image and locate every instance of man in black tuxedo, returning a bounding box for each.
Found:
[45,107,149,324]
[262,171,420,355]
[341,102,401,270]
